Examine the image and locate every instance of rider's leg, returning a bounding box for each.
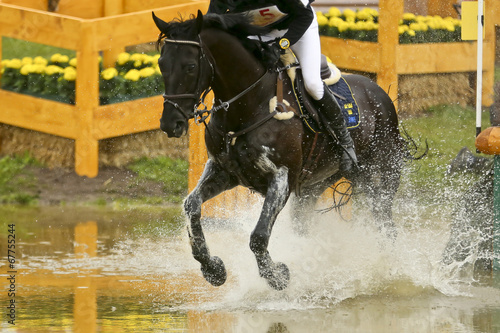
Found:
[291,13,358,173]
[313,85,358,173]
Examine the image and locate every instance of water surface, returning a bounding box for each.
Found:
[0,205,499,332]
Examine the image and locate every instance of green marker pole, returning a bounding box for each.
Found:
[476,127,500,272]
[494,154,500,270]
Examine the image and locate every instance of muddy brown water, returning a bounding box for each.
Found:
[0,205,499,332]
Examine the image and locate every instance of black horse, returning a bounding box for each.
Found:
[153,11,408,290]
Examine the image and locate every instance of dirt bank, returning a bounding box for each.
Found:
[15,165,173,206]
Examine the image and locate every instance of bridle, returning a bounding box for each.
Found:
[160,36,271,125]
[160,37,215,122]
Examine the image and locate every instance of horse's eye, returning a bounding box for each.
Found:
[185,64,196,73]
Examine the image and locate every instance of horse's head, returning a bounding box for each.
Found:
[153,11,213,137]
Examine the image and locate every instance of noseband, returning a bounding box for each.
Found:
[161,38,214,121]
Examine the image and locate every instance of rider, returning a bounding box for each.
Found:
[207,0,358,173]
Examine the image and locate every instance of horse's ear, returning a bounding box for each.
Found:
[152,11,169,33]
[195,9,203,33]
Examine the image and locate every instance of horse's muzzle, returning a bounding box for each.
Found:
[160,118,188,138]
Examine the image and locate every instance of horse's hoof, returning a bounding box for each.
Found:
[201,256,227,287]
[266,262,290,291]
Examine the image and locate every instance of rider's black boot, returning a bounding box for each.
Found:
[313,85,358,174]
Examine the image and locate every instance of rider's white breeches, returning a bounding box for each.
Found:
[253,8,325,100]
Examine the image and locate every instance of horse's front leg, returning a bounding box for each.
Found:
[184,159,236,287]
[250,166,291,290]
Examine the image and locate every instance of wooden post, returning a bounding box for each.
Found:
[0,33,3,81]
[0,35,2,153]
[187,93,258,219]
[377,0,401,105]
[102,0,125,68]
[75,21,100,178]
[494,155,500,271]
[481,0,496,106]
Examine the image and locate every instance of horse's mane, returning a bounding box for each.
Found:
[157,12,269,41]
[156,13,274,65]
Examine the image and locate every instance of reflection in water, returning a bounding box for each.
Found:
[0,206,499,332]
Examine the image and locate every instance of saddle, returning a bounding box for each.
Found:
[273,51,360,133]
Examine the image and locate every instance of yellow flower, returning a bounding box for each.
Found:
[317,14,328,26]
[155,65,161,75]
[51,53,61,63]
[366,21,378,31]
[345,15,355,23]
[408,29,416,37]
[410,22,428,32]
[21,57,33,65]
[130,53,145,62]
[124,69,140,81]
[59,55,69,63]
[33,56,48,66]
[328,17,344,27]
[133,60,142,68]
[5,59,22,69]
[355,21,368,30]
[20,63,43,75]
[153,54,160,65]
[328,7,342,17]
[63,66,77,81]
[139,67,156,78]
[444,20,455,32]
[45,65,64,75]
[428,18,439,29]
[398,26,408,35]
[117,52,131,65]
[20,64,34,75]
[368,8,378,17]
[343,9,356,18]
[356,8,374,21]
[101,67,118,80]
[338,21,350,33]
[402,13,416,21]
[143,55,155,65]
[415,15,426,22]
[69,58,77,67]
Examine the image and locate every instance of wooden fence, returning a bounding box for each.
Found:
[0,0,208,177]
[320,0,499,107]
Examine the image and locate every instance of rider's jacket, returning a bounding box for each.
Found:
[207,0,314,46]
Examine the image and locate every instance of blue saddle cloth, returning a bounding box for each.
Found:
[328,77,360,129]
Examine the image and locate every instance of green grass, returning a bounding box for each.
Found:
[0,153,40,205]
[127,156,189,203]
[2,37,75,60]
[399,104,491,206]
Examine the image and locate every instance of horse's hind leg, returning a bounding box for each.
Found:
[291,179,339,235]
[250,166,291,290]
[184,159,237,287]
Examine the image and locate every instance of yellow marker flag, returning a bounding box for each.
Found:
[461,1,485,40]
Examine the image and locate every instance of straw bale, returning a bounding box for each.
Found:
[0,125,188,168]
[398,73,474,116]
[0,124,74,168]
[99,130,188,167]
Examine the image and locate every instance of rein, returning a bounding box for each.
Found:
[161,35,279,153]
